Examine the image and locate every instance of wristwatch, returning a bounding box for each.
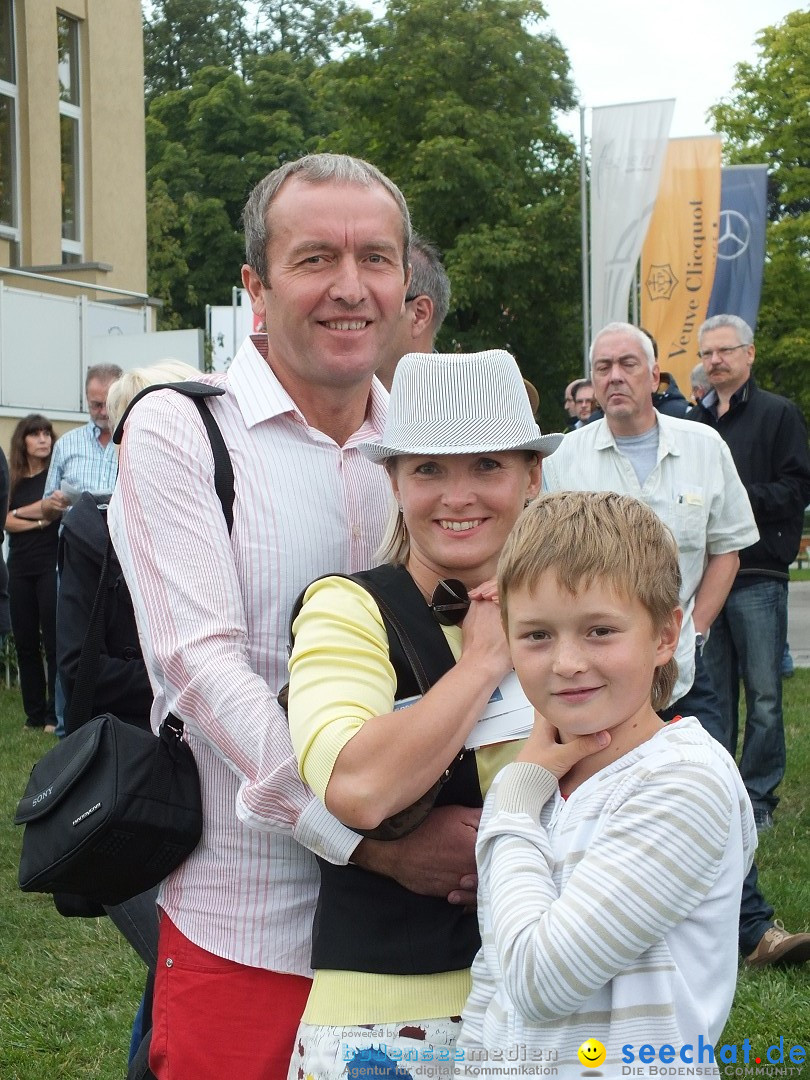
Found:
[695,632,707,655]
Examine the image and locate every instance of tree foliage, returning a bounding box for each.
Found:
[142,0,585,430]
[313,0,582,431]
[143,0,252,102]
[145,55,327,325]
[709,10,810,418]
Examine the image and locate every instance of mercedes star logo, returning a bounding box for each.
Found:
[717,210,751,261]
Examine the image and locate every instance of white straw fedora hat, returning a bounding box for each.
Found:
[360,350,563,463]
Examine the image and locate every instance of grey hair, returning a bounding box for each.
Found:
[85,363,123,389]
[690,362,712,393]
[590,322,655,373]
[408,232,451,332]
[106,359,201,432]
[242,153,411,285]
[698,314,754,347]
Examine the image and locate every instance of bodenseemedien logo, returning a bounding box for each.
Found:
[621,1036,806,1074]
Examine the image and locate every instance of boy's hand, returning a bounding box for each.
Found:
[516,710,610,778]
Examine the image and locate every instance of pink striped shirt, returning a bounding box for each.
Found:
[108,335,391,972]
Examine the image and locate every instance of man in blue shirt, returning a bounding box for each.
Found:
[41,363,122,737]
[42,364,122,520]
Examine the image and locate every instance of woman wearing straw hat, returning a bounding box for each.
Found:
[285,350,562,1078]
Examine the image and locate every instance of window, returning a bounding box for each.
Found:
[0,0,18,238]
[58,12,82,260]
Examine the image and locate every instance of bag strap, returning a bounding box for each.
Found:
[350,564,456,694]
[68,382,234,732]
[286,565,456,698]
[66,542,113,732]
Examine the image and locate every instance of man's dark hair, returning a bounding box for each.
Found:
[408,233,451,332]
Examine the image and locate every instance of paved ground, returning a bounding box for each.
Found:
[787,580,810,667]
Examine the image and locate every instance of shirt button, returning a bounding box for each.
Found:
[166,958,174,968]
[351,525,361,539]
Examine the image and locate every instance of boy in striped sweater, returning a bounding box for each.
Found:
[457,491,756,1078]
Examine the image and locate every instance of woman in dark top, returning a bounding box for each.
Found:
[5,414,59,730]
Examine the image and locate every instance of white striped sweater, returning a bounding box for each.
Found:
[456,717,756,1078]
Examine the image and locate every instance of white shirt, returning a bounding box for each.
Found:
[108,335,391,973]
[542,413,759,704]
[457,719,756,1078]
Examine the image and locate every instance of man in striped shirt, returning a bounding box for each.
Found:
[109,154,479,1080]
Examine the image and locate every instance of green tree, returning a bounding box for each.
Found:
[145,55,326,326]
[144,0,251,102]
[314,0,582,432]
[710,9,810,417]
[253,0,360,62]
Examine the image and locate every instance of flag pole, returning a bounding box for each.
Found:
[580,105,590,375]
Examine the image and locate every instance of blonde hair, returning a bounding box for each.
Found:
[376,494,409,565]
[498,491,682,711]
[106,360,201,432]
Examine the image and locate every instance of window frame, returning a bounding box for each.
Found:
[57,11,83,261]
[0,0,20,244]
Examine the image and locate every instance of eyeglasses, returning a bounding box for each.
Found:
[697,344,748,361]
[404,293,420,303]
[430,578,470,625]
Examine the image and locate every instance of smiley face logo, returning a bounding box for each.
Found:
[577,1038,606,1069]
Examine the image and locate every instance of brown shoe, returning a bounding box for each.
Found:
[745,921,810,967]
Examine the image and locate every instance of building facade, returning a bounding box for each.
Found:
[1,0,146,286]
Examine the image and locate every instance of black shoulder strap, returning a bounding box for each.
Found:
[287,564,455,697]
[113,380,234,533]
[351,564,456,693]
[69,382,234,732]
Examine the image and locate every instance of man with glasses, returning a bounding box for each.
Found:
[573,378,595,426]
[41,363,123,737]
[42,363,122,520]
[690,314,810,838]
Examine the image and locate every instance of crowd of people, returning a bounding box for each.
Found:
[7,152,810,1079]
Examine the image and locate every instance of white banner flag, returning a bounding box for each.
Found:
[590,99,675,339]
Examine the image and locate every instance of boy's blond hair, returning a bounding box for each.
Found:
[498,491,682,711]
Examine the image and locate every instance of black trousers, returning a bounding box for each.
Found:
[9,567,57,725]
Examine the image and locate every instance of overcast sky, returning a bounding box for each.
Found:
[540,0,803,144]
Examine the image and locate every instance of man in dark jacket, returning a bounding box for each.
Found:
[690,314,810,834]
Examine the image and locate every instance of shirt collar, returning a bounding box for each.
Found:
[702,377,752,418]
[228,333,388,443]
[596,413,680,458]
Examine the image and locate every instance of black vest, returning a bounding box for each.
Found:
[309,563,482,975]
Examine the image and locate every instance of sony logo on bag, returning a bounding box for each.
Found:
[32,787,53,806]
[72,802,102,827]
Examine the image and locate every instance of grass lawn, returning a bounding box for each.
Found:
[2,679,809,1077]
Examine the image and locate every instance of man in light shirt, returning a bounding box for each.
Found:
[110,155,480,1079]
[542,320,810,969]
[42,363,121,519]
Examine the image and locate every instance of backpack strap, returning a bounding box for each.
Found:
[349,564,456,693]
[69,382,234,733]
[282,564,456,703]
[113,380,234,533]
